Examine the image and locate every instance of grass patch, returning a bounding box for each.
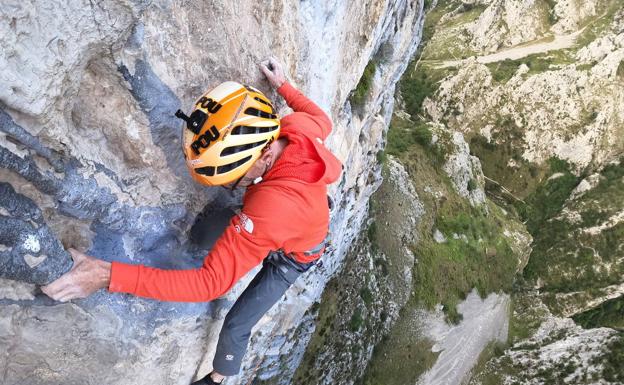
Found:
[401,64,452,118]
[486,52,573,83]
[292,278,341,384]
[576,62,597,71]
[386,115,446,164]
[367,220,378,250]
[351,60,377,108]
[376,149,386,164]
[414,201,519,324]
[469,119,544,200]
[487,59,522,83]
[467,340,513,385]
[349,309,364,331]
[421,0,462,47]
[602,333,624,383]
[617,61,624,79]
[360,312,439,385]
[514,157,580,233]
[387,121,525,323]
[360,287,374,306]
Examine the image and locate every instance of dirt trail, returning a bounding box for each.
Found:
[433,28,586,68]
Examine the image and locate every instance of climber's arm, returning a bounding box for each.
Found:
[259,57,332,138]
[42,214,272,303]
[109,216,271,302]
[277,81,333,138]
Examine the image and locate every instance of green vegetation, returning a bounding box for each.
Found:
[487,59,522,83]
[485,52,573,83]
[376,149,386,164]
[603,334,624,383]
[542,0,559,25]
[523,159,624,297]
[467,178,477,191]
[367,220,377,249]
[387,55,455,159]
[361,334,438,385]
[421,2,484,61]
[507,289,550,344]
[617,61,624,79]
[469,118,544,200]
[467,340,515,385]
[573,295,624,329]
[386,117,439,157]
[415,201,519,323]
[349,309,364,331]
[421,0,460,48]
[514,157,579,233]
[294,159,431,384]
[575,0,622,48]
[351,60,377,107]
[576,62,596,71]
[401,63,453,118]
[292,278,341,384]
[390,115,525,324]
[360,287,374,306]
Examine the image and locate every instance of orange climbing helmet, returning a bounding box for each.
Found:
[176,81,280,186]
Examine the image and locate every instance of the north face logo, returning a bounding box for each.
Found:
[238,213,254,234]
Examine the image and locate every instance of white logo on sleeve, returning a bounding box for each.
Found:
[225,354,234,361]
[238,213,254,234]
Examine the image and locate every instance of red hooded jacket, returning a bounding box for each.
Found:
[108,82,342,302]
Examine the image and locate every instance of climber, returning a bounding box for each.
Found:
[41,57,342,384]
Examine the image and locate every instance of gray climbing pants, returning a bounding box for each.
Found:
[212,250,315,376]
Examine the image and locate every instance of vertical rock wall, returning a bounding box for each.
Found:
[0,1,424,384]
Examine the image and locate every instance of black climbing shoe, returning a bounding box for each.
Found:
[191,374,222,385]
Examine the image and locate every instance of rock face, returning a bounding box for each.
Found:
[469,291,624,385]
[0,1,424,384]
[290,157,425,385]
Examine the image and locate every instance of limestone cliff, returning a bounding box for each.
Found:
[0,1,424,384]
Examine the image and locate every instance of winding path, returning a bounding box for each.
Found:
[431,27,587,68]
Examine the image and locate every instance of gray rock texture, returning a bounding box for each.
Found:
[0,0,424,384]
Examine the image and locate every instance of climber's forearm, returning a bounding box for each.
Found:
[108,261,229,302]
[277,81,331,122]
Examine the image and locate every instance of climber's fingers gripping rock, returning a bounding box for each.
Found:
[260,57,286,89]
[41,248,111,302]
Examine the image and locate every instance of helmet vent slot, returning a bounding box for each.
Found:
[244,107,277,119]
[254,97,273,109]
[231,125,278,135]
[221,140,268,157]
[195,166,215,176]
[217,155,253,174]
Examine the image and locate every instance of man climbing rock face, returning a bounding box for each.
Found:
[41,57,342,384]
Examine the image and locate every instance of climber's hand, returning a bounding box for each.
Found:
[260,57,286,89]
[41,248,111,302]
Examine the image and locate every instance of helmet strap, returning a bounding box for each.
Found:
[230,176,244,191]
